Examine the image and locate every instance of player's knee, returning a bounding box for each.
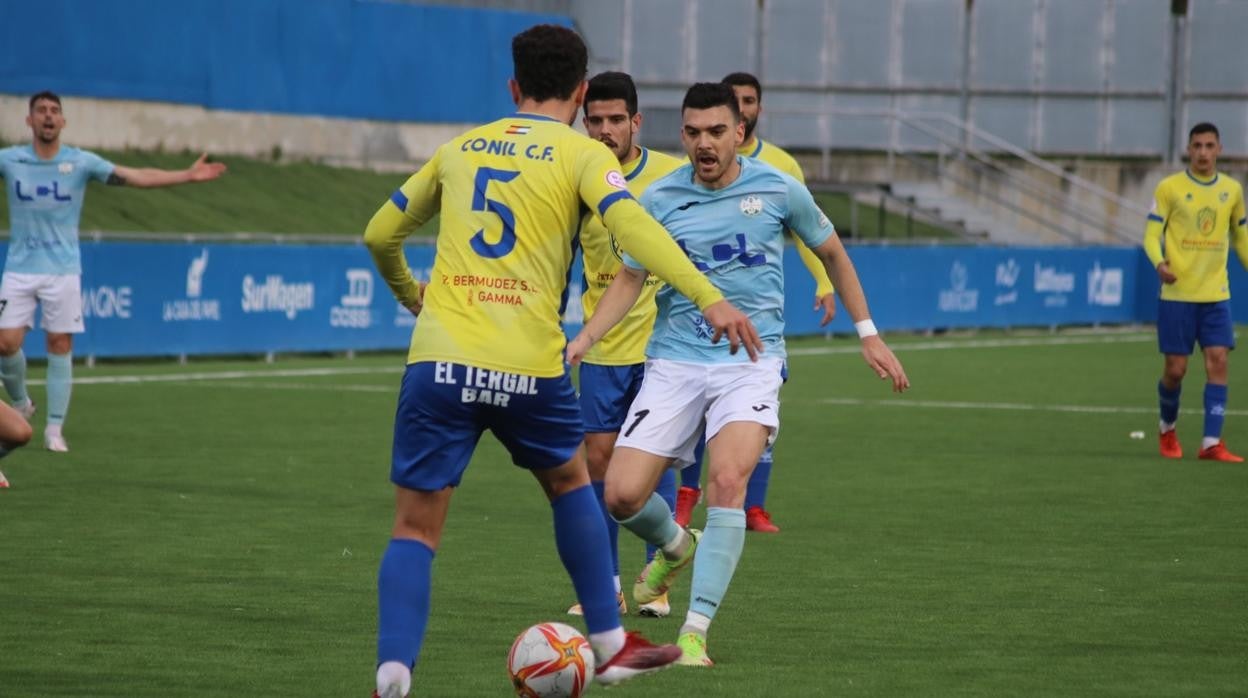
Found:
[1163,360,1187,383]
[585,446,611,480]
[3,420,33,448]
[46,335,73,355]
[604,486,644,521]
[706,469,749,502]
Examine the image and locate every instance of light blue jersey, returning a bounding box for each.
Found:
[0,144,115,274]
[624,157,835,363]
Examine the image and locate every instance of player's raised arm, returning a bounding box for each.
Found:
[365,154,442,313]
[566,265,646,366]
[108,153,226,188]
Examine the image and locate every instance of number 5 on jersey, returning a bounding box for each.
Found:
[471,167,520,259]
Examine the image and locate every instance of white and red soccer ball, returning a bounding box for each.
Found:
[507,622,596,697]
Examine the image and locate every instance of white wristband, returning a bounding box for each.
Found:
[855,319,878,339]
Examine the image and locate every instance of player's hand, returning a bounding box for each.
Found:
[405,281,428,317]
[703,300,764,361]
[565,332,594,366]
[1157,262,1177,284]
[187,153,227,182]
[861,335,909,393]
[814,292,837,326]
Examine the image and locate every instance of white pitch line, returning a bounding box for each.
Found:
[19,333,1157,387]
[193,381,397,393]
[25,365,400,386]
[815,396,1248,417]
[787,333,1153,356]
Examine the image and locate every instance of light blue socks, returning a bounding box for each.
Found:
[46,352,72,426]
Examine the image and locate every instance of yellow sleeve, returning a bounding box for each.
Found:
[1231,186,1248,270]
[575,143,724,310]
[796,240,835,296]
[363,152,441,307]
[602,198,723,311]
[1143,180,1168,268]
[775,151,835,296]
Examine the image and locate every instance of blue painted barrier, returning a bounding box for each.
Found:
[0,1,571,123]
[5,241,1242,360]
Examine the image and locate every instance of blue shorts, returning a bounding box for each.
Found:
[390,362,584,490]
[1157,299,1235,355]
[578,362,646,433]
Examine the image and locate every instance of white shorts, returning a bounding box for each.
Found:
[0,272,85,333]
[614,357,784,467]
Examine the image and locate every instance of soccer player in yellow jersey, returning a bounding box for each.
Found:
[1144,122,1248,463]
[675,71,839,533]
[361,25,761,697]
[563,71,684,620]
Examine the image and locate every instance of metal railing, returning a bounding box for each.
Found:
[793,107,1149,245]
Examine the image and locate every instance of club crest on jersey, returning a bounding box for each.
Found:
[58,162,73,174]
[609,233,624,262]
[739,195,763,216]
[1220,191,1229,203]
[606,170,627,189]
[1197,207,1217,235]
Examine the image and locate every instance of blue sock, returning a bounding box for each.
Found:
[744,447,774,509]
[1203,383,1228,440]
[46,352,72,426]
[688,507,746,621]
[681,438,706,489]
[647,470,678,562]
[591,480,619,577]
[1158,381,1181,425]
[376,538,435,668]
[615,492,681,551]
[0,350,29,406]
[553,485,620,635]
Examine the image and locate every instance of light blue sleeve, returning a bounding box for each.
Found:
[82,150,116,182]
[782,174,835,249]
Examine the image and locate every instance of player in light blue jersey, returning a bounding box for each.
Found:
[567,83,908,667]
[0,91,225,452]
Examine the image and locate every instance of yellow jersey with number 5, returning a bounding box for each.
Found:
[580,147,683,365]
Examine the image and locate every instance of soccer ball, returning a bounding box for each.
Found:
[507,622,596,697]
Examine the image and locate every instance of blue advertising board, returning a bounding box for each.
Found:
[4,240,1242,360]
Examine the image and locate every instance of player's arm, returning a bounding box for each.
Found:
[109,154,226,188]
[785,178,908,392]
[1230,188,1248,271]
[1144,181,1175,283]
[364,155,441,313]
[565,266,646,366]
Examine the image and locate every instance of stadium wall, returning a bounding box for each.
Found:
[0,0,571,125]
[4,241,1229,361]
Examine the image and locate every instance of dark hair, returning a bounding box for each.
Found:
[722,72,762,100]
[681,82,741,120]
[512,24,588,102]
[584,71,638,116]
[1189,122,1219,141]
[29,91,61,111]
